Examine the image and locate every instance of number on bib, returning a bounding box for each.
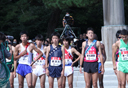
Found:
[65,59,72,65]
[121,51,128,60]
[50,57,61,66]
[86,54,96,60]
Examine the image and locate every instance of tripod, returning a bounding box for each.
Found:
[60,24,77,39]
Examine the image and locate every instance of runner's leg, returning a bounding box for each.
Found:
[18,74,24,88]
[117,71,121,88]
[48,76,54,88]
[39,74,46,88]
[92,72,98,88]
[126,73,128,84]
[67,74,73,88]
[26,73,33,88]
[9,72,14,88]
[57,76,63,88]
[62,76,66,88]
[98,73,104,88]
[119,71,126,88]
[32,73,38,88]
[84,72,91,88]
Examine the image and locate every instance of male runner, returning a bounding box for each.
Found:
[6,39,16,88]
[62,36,81,88]
[14,31,43,88]
[45,32,65,88]
[79,28,104,88]
[112,30,122,88]
[113,29,128,88]
[32,34,47,88]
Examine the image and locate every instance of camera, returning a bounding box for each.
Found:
[6,35,14,40]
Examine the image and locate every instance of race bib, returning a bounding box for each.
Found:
[86,54,96,60]
[23,55,28,61]
[50,57,61,66]
[121,51,128,60]
[65,59,72,65]
[34,53,45,65]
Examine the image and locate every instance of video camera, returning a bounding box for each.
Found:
[64,16,73,26]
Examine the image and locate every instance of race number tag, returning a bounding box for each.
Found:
[33,53,45,65]
[50,57,61,66]
[23,55,28,61]
[65,59,72,65]
[65,53,73,65]
[121,51,128,60]
[86,54,96,60]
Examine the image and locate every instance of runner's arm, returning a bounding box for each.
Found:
[45,46,50,68]
[14,45,22,60]
[112,41,119,70]
[62,46,65,71]
[102,44,107,63]
[97,41,104,74]
[30,44,43,66]
[72,48,81,64]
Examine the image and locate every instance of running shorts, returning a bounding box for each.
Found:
[118,62,128,73]
[32,65,45,77]
[84,62,98,73]
[64,65,73,77]
[98,62,101,74]
[16,64,32,77]
[48,66,62,78]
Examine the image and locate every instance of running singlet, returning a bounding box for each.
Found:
[18,43,33,65]
[48,45,62,67]
[119,39,128,62]
[33,45,45,65]
[84,40,98,62]
[65,46,73,65]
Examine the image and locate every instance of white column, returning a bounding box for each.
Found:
[102,0,127,61]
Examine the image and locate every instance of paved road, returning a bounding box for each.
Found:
[14,61,128,88]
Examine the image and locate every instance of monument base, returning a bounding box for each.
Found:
[101,25,128,61]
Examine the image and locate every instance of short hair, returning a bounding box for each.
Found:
[0,32,6,42]
[116,30,121,38]
[20,31,28,37]
[62,36,71,45]
[121,29,128,35]
[86,27,94,33]
[35,34,44,41]
[51,32,60,39]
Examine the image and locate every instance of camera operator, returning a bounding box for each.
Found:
[0,32,12,88]
[62,12,74,27]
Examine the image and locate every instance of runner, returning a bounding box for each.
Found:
[0,32,12,88]
[112,30,122,88]
[45,32,65,88]
[32,34,47,88]
[14,31,43,88]
[79,28,104,88]
[6,39,16,88]
[62,36,81,88]
[112,29,128,88]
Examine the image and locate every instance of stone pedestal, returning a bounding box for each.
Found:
[101,25,128,61]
